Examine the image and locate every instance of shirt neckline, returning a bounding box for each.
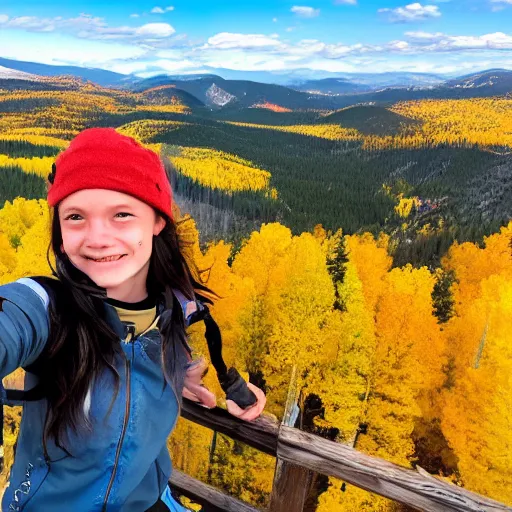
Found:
[105,294,157,311]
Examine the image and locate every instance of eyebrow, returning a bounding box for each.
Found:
[61,204,136,216]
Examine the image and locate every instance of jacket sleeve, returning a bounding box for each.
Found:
[0,278,50,380]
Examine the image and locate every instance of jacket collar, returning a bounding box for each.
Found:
[101,293,166,341]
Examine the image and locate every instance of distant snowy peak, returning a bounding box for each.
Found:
[452,74,500,89]
[206,83,236,106]
[0,65,39,81]
[445,70,512,91]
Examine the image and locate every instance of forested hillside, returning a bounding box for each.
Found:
[1,77,511,264]
[1,74,511,509]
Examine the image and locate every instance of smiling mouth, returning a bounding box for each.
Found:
[85,255,127,263]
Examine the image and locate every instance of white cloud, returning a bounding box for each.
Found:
[135,23,175,37]
[204,32,281,50]
[404,30,512,50]
[3,10,512,77]
[404,30,444,40]
[334,0,357,4]
[130,14,140,18]
[109,60,150,74]
[291,6,321,17]
[0,13,176,43]
[491,0,512,9]
[0,29,147,68]
[151,6,174,14]
[378,3,441,23]
[153,58,196,71]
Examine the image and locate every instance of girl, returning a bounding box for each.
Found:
[0,128,266,511]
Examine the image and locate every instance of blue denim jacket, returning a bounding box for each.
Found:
[0,278,191,511]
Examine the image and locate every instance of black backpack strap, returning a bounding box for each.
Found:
[188,303,258,409]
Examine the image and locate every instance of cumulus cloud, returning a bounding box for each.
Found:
[134,23,175,37]
[3,10,512,77]
[291,6,321,17]
[151,6,175,14]
[0,13,175,42]
[491,0,512,10]
[378,3,441,23]
[196,29,512,61]
[203,32,281,50]
[404,30,512,50]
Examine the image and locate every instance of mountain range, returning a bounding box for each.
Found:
[1,56,512,111]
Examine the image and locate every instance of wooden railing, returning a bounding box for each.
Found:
[170,371,512,512]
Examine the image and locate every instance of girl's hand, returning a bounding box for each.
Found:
[182,357,217,409]
[226,382,266,422]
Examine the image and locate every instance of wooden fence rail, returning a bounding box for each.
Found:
[174,398,512,512]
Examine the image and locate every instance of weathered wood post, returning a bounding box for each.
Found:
[268,366,315,512]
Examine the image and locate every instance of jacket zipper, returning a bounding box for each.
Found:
[102,328,135,511]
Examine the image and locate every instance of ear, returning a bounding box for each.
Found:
[153,214,166,236]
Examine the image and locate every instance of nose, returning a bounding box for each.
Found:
[84,219,115,248]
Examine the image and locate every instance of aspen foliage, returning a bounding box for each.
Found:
[0,198,52,284]
[317,477,397,512]
[0,154,55,178]
[392,98,512,148]
[441,276,512,504]
[438,222,512,504]
[394,194,420,218]
[230,98,512,150]
[227,121,362,141]
[0,192,511,507]
[117,120,190,143]
[168,147,275,195]
[0,134,68,149]
[357,267,444,465]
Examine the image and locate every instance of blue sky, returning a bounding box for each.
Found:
[1,0,512,77]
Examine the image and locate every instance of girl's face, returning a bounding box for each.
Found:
[58,189,166,302]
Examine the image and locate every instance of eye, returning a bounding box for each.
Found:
[64,213,82,221]
[116,212,133,218]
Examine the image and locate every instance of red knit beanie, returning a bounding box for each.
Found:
[47,128,173,220]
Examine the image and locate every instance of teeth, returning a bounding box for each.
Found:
[90,255,123,262]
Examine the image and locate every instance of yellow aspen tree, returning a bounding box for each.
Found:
[0,198,52,284]
[344,233,392,313]
[358,265,446,465]
[0,232,17,277]
[307,258,376,442]
[317,476,398,512]
[259,232,335,413]
[441,275,512,505]
[231,223,294,387]
[441,222,512,374]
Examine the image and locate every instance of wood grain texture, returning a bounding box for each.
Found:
[277,426,512,512]
[179,398,512,511]
[181,398,279,456]
[170,469,261,512]
[269,366,314,512]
